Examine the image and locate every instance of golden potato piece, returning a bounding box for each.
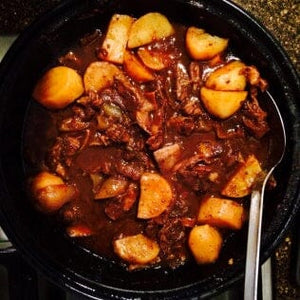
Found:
[33,66,84,109]
[31,171,76,213]
[124,51,155,82]
[31,171,64,192]
[137,172,173,219]
[197,197,245,230]
[99,14,134,64]
[137,48,169,70]
[205,61,246,91]
[35,185,76,213]
[186,27,228,60]
[221,155,262,198]
[94,177,129,199]
[84,61,121,92]
[188,225,223,264]
[113,233,160,265]
[200,87,248,119]
[127,12,175,48]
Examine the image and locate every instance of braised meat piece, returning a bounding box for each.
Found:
[242,88,270,138]
[176,63,192,103]
[104,183,138,220]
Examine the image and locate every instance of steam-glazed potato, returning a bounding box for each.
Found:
[127,12,175,48]
[32,66,84,109]
[186,27,228,60]
[99,14,134,64]
[205,61,247,91]
[188,225,223,264]
[123,51,155,82]
[113,233,160,265]
[137,173,173,219]
[197,197,245,230]
[84,61,121,92]
[200,87,248,119]
[31,171,76,213]
[222,155,262,198]
[137,48,169,70]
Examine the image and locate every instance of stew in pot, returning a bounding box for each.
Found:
[24,12,276,270]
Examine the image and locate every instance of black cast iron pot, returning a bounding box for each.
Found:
[0,0,299,298]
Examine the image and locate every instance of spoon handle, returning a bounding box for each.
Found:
[244,190,262,300]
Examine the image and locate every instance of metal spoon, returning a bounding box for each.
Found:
[244,91,286,300]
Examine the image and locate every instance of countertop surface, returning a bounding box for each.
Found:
[0,0,299,299]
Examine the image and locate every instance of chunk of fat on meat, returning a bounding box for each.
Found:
[153,144,181,172]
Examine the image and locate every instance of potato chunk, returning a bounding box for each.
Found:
[197,197,245,230]
[127,12,175,48]
[123,51,155,82]
[205,61,246,91]
[83,61,121,92]
[33,66,84,109]
[99,14,134,64]
[113,234,160,265]
[188,225,223,264]
[31,171,76,213]
[221,155,262,198]
[186,27,228,60]
[200,87,248,119]
[137,173,172,219]
[137,48,169,70]
[31,171,64,191]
